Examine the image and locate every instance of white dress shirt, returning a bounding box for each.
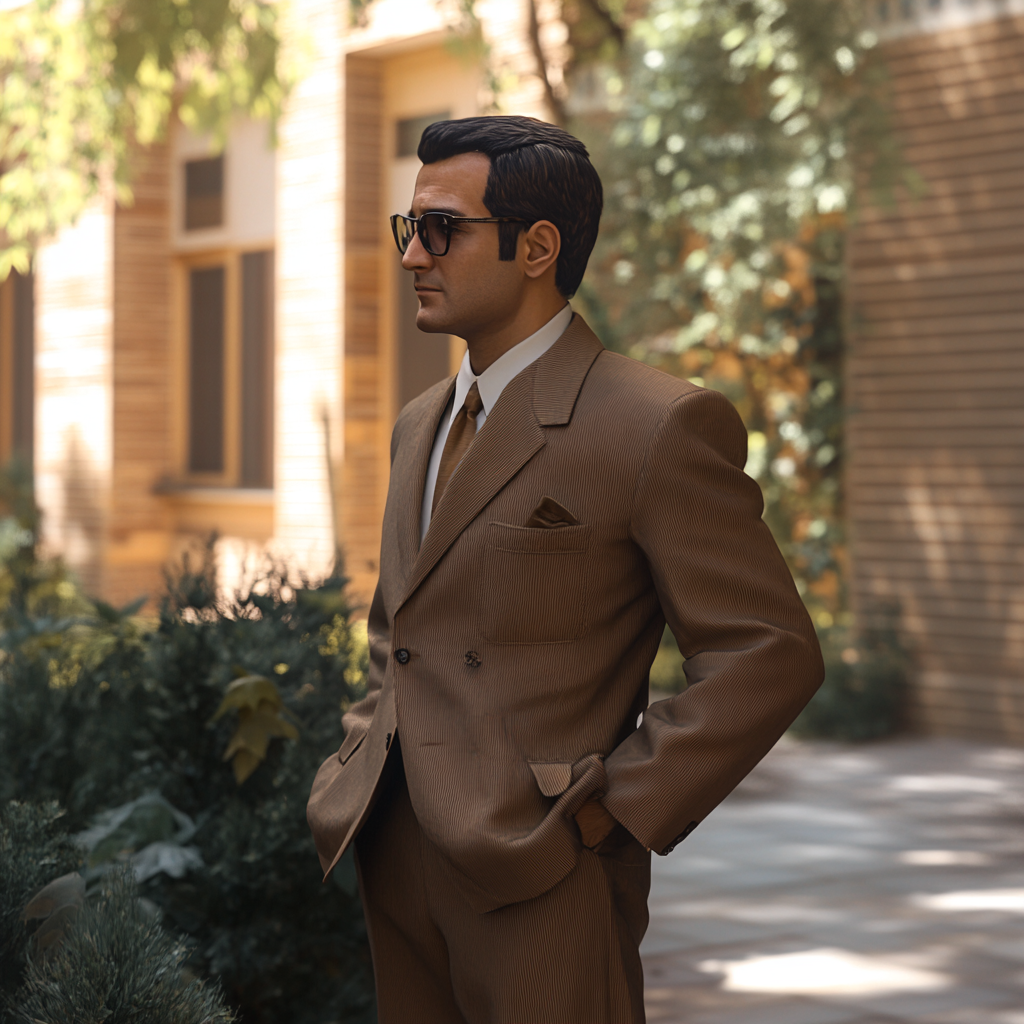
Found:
[420,303,573,541]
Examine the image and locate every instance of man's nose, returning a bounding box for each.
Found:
[401,229,433,272]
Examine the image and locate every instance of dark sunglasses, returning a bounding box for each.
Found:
[390,211,528,257]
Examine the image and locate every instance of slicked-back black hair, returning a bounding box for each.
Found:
[418,116,602,298]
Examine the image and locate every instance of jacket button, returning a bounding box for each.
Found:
[464,651,481,668]
[394,648,410,664]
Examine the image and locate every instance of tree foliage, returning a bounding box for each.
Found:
[0,0,293,278]
[564,0,905,630]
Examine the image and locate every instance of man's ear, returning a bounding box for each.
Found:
[521,220,561,280]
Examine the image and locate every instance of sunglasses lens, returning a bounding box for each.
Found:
[397,217,415,253]
[420,213,450,256]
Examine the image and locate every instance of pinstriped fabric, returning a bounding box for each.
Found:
[307,314,823,915]
[356,745,648,1024]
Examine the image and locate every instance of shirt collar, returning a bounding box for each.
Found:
[450,303,573,423]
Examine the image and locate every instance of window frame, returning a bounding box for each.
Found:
[0,271,34,467]
[173,248,248,487]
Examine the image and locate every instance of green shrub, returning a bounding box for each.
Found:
[0,542,374,1024]
[790,622,907,741]
[11,867,235,1024]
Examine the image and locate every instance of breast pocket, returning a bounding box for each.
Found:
[482,522,591,644]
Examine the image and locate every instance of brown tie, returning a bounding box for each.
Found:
[432,382,483,515]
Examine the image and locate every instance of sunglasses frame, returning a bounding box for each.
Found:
[390,211,529,257]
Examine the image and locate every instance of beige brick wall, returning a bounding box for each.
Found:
[274,0,346,581]
[847,14,1024,741]
[107,141,175,604]
[35,197,115,595]
[342,56,386,608]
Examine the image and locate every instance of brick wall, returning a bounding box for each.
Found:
[35,198,115,594]
[274,0,346,580]
[108,141,174,604]
[846,14,1024,740]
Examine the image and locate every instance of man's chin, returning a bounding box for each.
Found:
[414,306,455,335]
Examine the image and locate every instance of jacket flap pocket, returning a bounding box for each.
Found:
[337,729,366,765]
[528,761,573,797]
[488,522,590,554]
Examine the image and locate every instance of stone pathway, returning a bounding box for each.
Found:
[642,735,1024,1023]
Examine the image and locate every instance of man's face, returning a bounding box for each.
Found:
[403,152,525,338]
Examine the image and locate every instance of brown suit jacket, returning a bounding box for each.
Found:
[307,315,823,913]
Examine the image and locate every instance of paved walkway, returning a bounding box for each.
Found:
[642,735,1024,1023]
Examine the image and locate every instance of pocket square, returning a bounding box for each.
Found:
[524,496,581,529]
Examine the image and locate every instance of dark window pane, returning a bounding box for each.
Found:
[396,257,449,411]
[240,250,274,488]
[12,270,34,465]
[185,156,224,230]
[189,266,225,473]
[396,112,449,159]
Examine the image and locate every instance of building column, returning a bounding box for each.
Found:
[274,0,346,580]
[34,197,115,595]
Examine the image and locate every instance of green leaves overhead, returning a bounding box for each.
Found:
[0,0,293,279]
[581,0,894,353]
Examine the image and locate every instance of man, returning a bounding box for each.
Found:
[308,116,823,1023]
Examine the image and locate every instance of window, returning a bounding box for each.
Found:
[181,250,274,487]
[0,270,34,467]
[396,113,449,159]
[185,156,225,231]
[188,265,226,472]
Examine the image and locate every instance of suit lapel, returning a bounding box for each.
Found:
[394,314,605,612]
[398,366,545,609]
[383,377,456,602]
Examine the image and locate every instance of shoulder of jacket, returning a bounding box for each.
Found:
[588,349,707,412]
[585,351,744,466]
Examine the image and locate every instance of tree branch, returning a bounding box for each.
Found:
[580,0,626,47]
[527,0,567,125]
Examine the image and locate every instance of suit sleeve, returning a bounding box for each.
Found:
[602,387,824,854]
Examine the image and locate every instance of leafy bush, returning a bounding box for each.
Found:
[791,621,907,741]
[0,539,374,1024]
[11,866,235,1024]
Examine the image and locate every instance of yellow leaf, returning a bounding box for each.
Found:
[214,678,299,784]
[210,674,282,721]
[230,749,262,785]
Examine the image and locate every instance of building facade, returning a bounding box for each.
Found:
[6,0,556,612]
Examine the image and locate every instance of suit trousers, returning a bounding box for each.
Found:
[355,743,651,1024]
